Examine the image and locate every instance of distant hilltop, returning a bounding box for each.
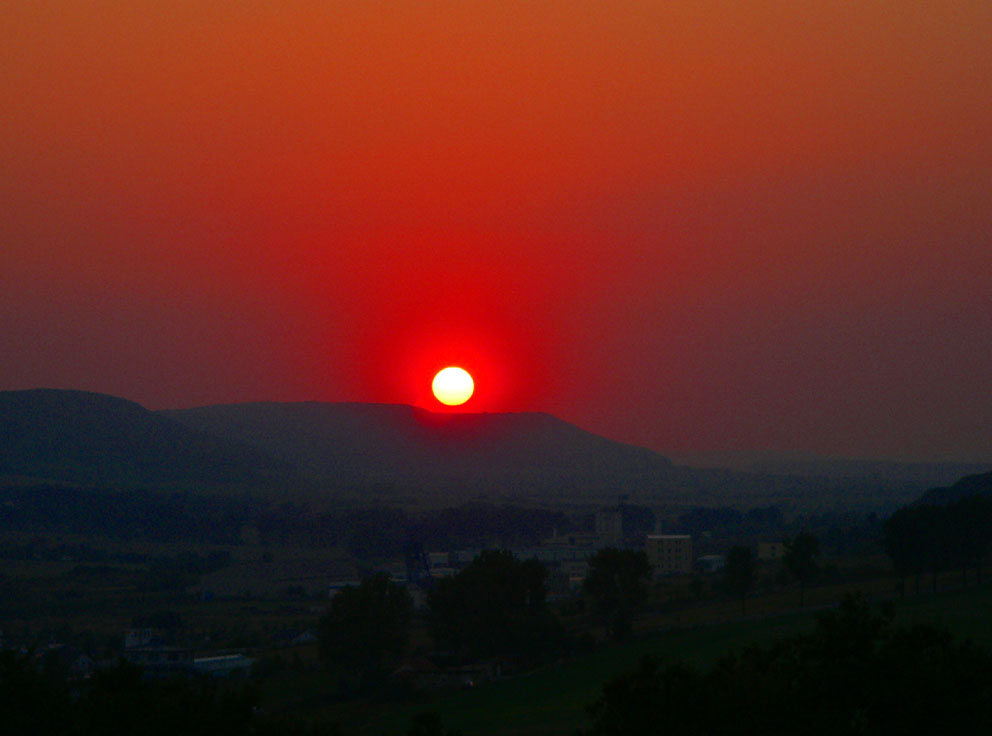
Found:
[0,389,675,497]
[2,389,988,511]
[916,470,992,505]
[160,400,675,490]
[0,389,294,489]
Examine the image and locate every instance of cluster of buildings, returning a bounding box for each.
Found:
[192,506,786,604]
[398,508,788,600]
[0,627,254,683]
[392,508,700,602]
[121,628,253,678]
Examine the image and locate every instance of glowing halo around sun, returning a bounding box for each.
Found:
[432,366,474,406]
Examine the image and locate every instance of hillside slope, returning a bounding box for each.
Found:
[0,389,295,488]
[161,402,677,492]
[916,470,992,505]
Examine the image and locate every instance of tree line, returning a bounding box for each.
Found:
[583,594,992,735]
[318,530,841,696]
[723,532,820,613]
[317,546,660,695]
[884,493,992,594]
[0,651,346,736]
[0,485,568,556]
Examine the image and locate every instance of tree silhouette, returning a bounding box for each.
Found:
[0,650,72,736]
[585,594,992,735]
[318,573,412,688]
[428,550,559,662]
[884,506,927,594]
[723,546,754,615]
[884,495,992,594]
[952,495,992,584]
[583,548,652,639]
[783,532,819,608]
[406,711,463,736]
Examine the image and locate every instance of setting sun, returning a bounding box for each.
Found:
[432,367,474,406]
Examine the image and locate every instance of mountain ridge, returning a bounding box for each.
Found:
[159,400,676,492]
[1,389,977,511]
[916,471,992,505]
[0,389,296,489]
[0,389,677,495]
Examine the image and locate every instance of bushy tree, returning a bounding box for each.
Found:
[883,495,992,594]
[0,650,72,736]
[884,506,928,594]
[406,711,463,736]
[951,494,992,584]
[783,532,819,608]
[0,653,257,736]
[80,661,256,736]
[723,545,754,615]
[583,548,652,639]
[318,573,413,684]
[428,550,560,662]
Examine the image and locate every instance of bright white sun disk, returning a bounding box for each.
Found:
[432,367,474,406]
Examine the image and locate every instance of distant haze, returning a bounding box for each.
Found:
[2,2,990,461]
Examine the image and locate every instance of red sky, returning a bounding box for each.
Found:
[2,1,991,461]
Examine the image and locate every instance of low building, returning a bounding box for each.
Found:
[510,547,596,564]
[125,628,157,650]
[391,656,445,691]
[645,534,693,576]
[428,552,450,569]
[328,580,361,598]
[697,554,726,573]
[541,531,603,549]
[758,542,785,561]
[559,558,589,583]
[191,556,358,599]
[34,644,94,680]
[291,630,317,646]
[450,549,483,567]
[193,654,254,678]
[391,657,497,691]
[123,646,194,677]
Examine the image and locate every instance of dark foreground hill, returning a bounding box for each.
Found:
[160,402,678,493]
[916,470,992,505]
[0,389,295,488]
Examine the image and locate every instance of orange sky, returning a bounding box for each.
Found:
[3,1,991,460]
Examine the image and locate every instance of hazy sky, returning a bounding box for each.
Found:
[3,1,991,461]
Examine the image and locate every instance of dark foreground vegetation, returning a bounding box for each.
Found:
[2,471,991,734]
[885,493,992,592]
[5,590,992,736]
[585,594,992,735]
[0,654,311,736]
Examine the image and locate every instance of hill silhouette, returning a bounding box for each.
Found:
[0,389,294,488]
[917,470,992,505]
[160,402,678,493]
[2,390,966,509]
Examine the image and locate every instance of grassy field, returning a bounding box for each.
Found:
[354,582,992,736]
